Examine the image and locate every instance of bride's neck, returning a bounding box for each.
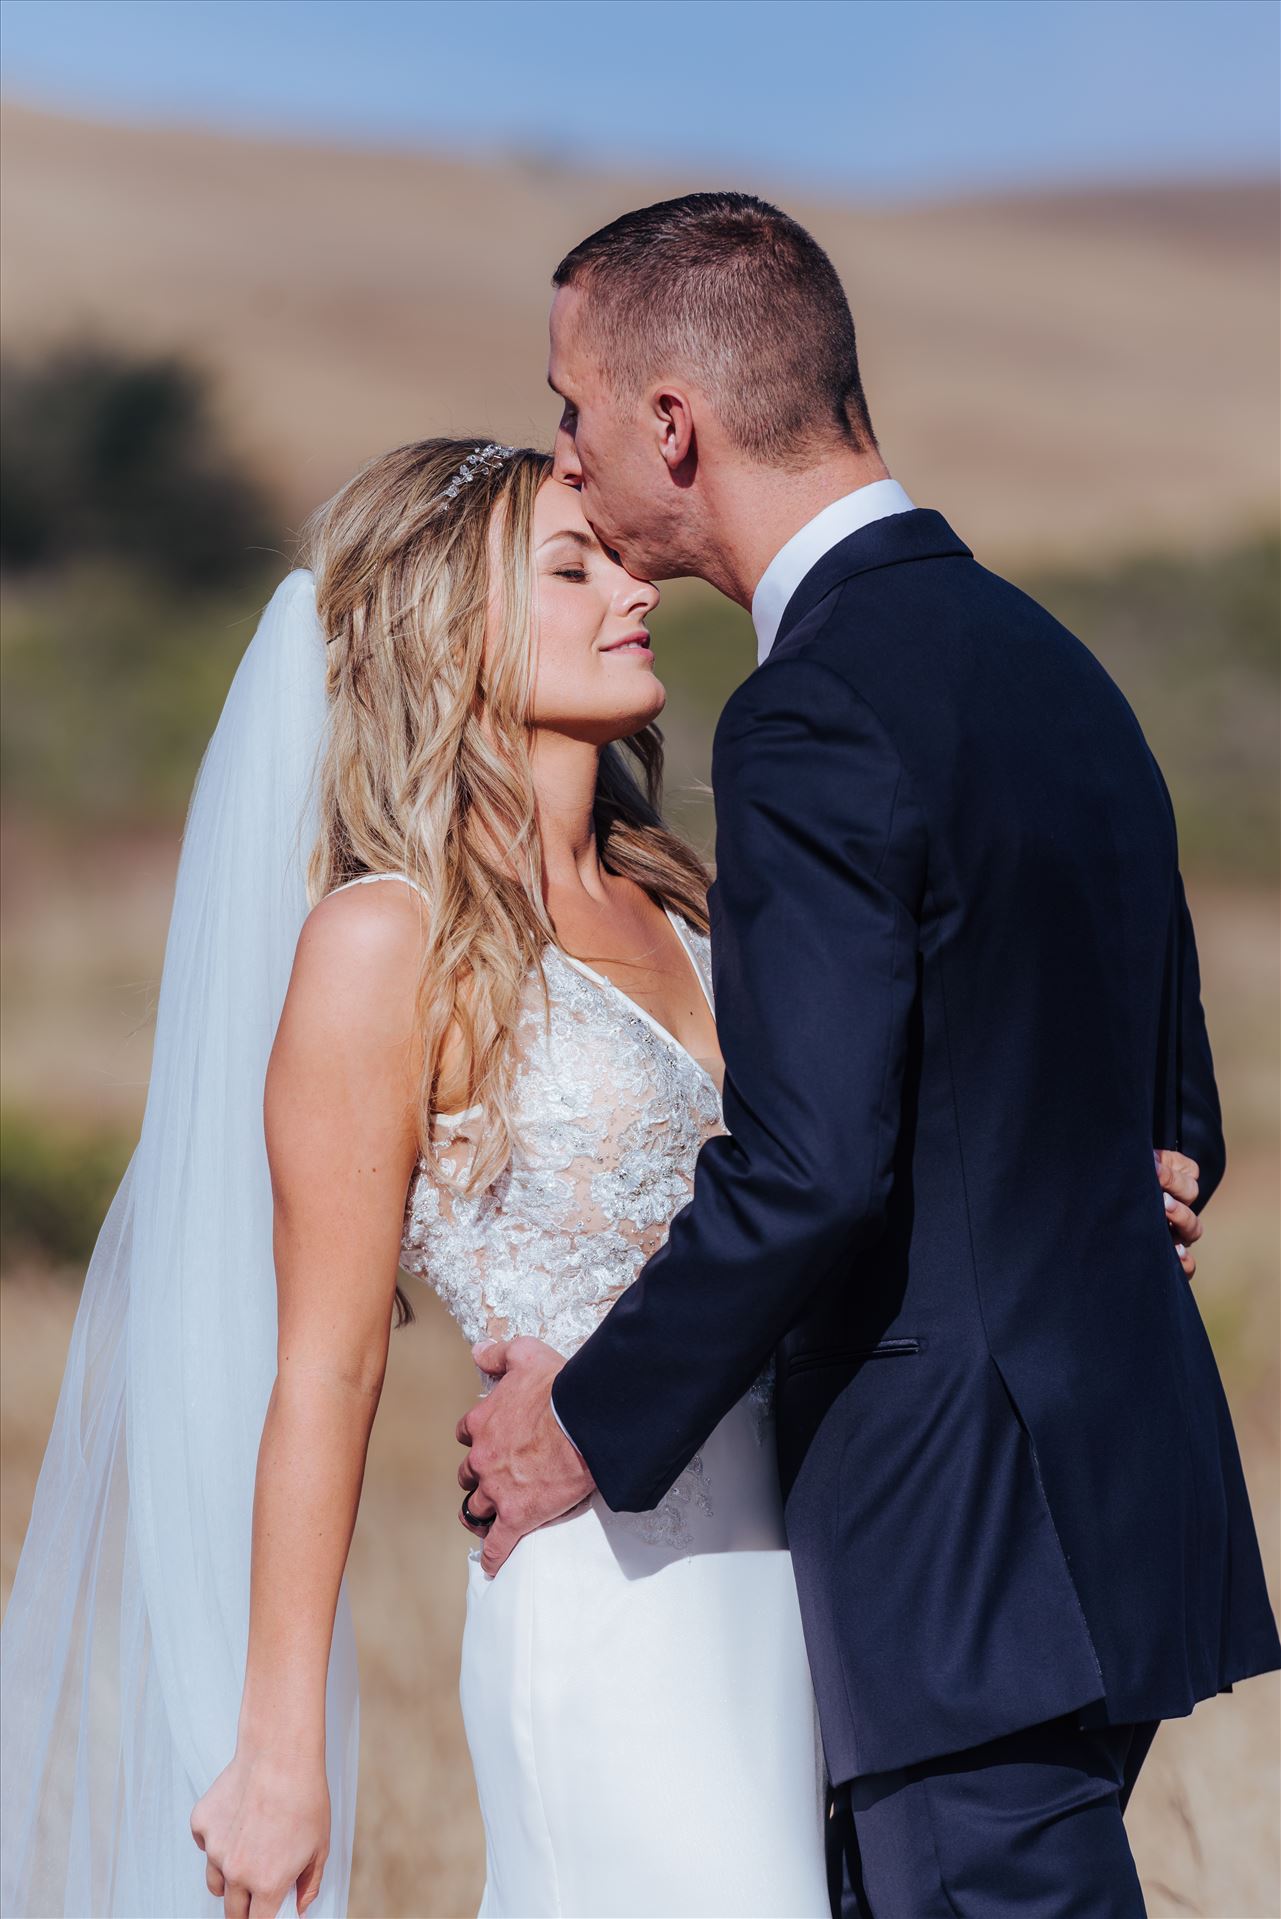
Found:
[531,731,608,899]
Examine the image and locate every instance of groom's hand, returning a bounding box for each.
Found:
[456,1337,596,1576]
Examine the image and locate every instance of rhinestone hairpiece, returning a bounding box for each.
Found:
[440,442,518,502]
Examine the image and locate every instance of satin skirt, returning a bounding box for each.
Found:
[458,1396,830,1917]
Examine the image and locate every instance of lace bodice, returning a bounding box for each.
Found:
[401,918,724,1353]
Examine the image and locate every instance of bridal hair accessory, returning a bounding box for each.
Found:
[440,441,518,502]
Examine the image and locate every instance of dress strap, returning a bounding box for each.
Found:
[328,871,430,903]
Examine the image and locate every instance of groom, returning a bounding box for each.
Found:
[457,193,1280,1913]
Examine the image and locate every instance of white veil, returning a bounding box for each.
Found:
[0,571,359,1918]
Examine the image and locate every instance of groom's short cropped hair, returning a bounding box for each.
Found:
[553,192,876,466]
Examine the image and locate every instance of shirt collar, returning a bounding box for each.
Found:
[750,477,916,663]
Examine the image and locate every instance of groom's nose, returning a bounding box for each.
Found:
[553,420,583,487]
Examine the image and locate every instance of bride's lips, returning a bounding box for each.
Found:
[600,630,654,659]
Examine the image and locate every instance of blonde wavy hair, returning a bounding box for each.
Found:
[301,438,711,1326]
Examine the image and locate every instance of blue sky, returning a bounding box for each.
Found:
[1,0,1277,199]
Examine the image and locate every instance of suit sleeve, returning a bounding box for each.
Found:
[552,656,928,1512]
[1173,872,1225,1210]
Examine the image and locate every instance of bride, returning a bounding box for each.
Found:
[1,437,1202,1918]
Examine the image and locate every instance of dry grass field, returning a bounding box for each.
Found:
[2,837,1277,1918]
[2,105,1278,564]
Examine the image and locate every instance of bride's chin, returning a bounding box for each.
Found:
[588,688,669,744]
[623,688,668,734]
[536,698,667,748]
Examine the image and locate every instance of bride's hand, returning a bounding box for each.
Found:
[1155,1148,1202,1280]
[190,1746,330,1917]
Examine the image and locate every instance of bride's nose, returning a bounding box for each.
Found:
[619,574,660,618]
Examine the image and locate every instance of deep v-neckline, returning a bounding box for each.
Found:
[556,905,720,1097]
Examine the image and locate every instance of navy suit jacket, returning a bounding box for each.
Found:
[553,510,1280,1784]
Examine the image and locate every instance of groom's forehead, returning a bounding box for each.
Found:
[549,284,592,365]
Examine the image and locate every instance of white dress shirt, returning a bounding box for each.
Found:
[750,477,916,664]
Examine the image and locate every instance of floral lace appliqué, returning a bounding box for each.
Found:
[400,921,732,1549]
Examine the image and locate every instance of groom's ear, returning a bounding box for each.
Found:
[651,384,696,475]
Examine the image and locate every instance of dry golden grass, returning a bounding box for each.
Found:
[1,104,1277,567]
[1,835,1277,1915]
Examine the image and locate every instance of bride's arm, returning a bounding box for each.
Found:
[191,881,425,1916]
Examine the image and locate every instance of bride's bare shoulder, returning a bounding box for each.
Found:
[267,879,428,1174]
[284,876,427,1045]
[306,873,426,945]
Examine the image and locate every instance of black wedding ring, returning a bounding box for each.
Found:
[461,1490,493,1532]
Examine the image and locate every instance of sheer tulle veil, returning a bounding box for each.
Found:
[0,571,359,1917]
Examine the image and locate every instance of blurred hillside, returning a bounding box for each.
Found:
[1,103,1278,564]
[4,525,1277,875]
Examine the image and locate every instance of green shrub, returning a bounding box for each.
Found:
[0,1110,133,1272]
[1026,533,1280,880]
[0,342,273,587]
[0,564,278,827]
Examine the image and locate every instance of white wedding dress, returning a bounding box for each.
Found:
[340,873,829,1918]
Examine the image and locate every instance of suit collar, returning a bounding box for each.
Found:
[752,479,917,661]
[772,509,973,652]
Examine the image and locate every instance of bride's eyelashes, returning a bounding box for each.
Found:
[553,566,589,583]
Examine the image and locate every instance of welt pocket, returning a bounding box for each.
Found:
[786,1337,922,1376]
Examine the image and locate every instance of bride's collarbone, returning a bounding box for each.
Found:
[553,919,720,1080]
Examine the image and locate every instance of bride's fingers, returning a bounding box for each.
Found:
[223,1882,251,1919]
[1155,1149,1200,1207]
[1165,1198,1201,1279]
[1164,1198,1202,1247]
[247,1878,291,1918]
[295,1847,328,1915]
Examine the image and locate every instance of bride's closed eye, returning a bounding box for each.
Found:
[554,565,589,583]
